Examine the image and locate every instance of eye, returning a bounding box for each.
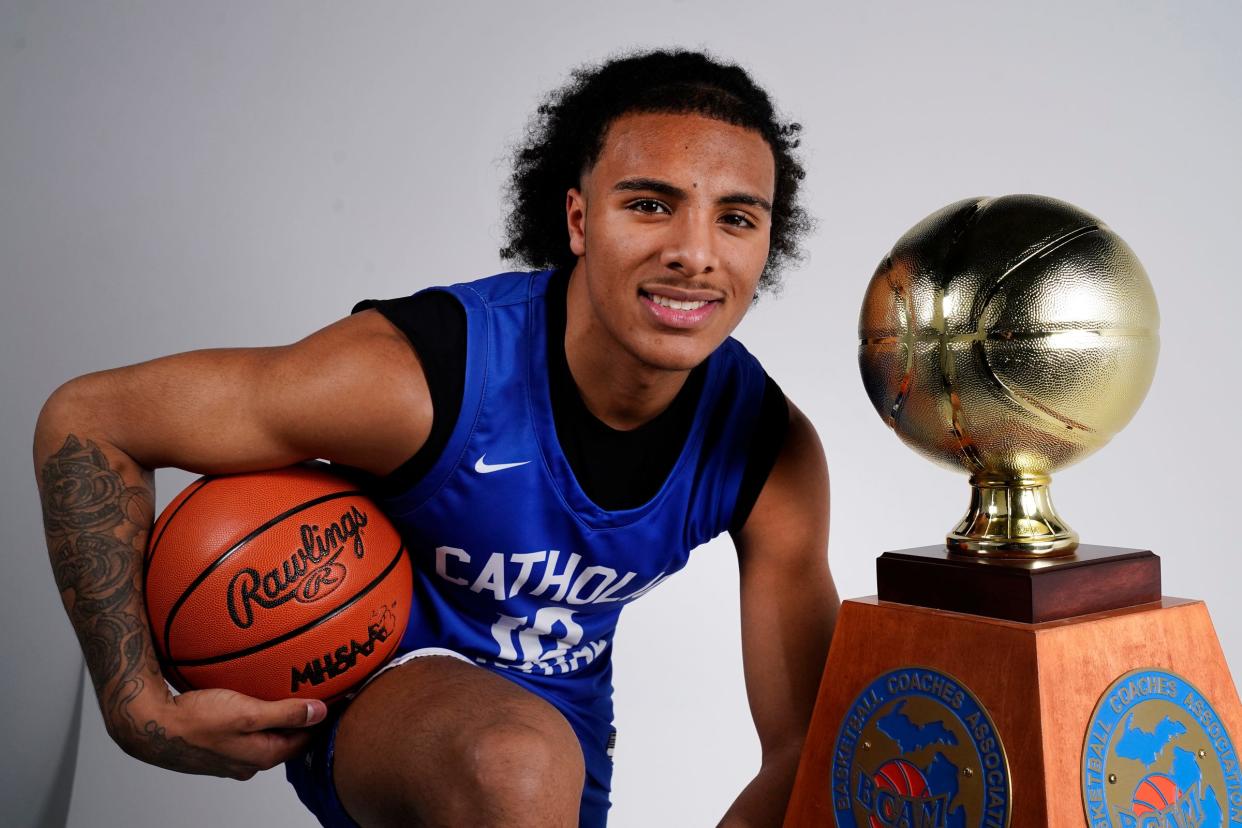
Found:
[720,212,757,229]
[627,198,670,215]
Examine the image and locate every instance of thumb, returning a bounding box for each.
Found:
[240,697,328,732]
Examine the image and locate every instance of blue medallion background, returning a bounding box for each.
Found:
[831,667,1011,828]
[1082,668,1241,828]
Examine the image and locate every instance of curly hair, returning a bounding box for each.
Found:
[500,49,811,293]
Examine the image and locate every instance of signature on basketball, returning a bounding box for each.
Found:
[226,505,369,629]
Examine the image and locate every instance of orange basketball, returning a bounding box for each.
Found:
[870,759,930,828]
[144,463,411,702]
[1132,773,1181,815]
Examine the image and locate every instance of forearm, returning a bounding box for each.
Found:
[35,384,332,779]
[718,741,803,827]
[34,389,172,749]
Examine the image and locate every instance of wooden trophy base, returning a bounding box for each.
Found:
[784,596,1242,826]
[877,544,1161,624]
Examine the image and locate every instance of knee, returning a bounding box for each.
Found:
[457,715,586,810]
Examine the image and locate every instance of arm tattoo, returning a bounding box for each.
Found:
[40,436,158,728]
[40,436,249,774]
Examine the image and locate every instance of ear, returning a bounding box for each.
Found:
[566,188,586,257]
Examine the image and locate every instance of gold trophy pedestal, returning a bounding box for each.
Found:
[784,595,1242,826]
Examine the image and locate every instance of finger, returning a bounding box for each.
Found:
[244,728,316,770]
[236,697,328,732]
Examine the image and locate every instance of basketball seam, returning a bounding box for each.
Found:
[936,205,989,473]
[171,542,407,669]
[975,352,1096,433]
[161,490,365,663]
[952,223,1104,461]
[895,759,914,793]
[145,476,212,585]
[1134,773,1178,812]
[974,224,1102,322]
[889,266,916,427]
[146,475,214,691]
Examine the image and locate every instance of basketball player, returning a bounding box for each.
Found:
[34,51,838,826]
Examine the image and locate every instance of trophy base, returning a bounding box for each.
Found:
[877,543,1160,623]
[785,597,1242,827]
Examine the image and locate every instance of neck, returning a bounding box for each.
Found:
[563,266,690,430]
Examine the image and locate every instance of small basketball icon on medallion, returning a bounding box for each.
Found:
[1131,773,1181,817]
[868,758,931,828]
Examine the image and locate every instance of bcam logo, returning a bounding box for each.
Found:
[831,667,1011,828]
[1082,668,1241,828]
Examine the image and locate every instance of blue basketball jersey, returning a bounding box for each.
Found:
[375,269,767,700]
[286,269,771,827]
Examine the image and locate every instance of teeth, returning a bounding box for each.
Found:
[649,293,708,311]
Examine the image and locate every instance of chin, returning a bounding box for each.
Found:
[631,336,718,373]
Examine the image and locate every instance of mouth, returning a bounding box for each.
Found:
[639,286,722,329]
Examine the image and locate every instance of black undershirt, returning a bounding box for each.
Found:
[354,271,789,534]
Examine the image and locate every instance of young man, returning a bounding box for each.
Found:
[35,51,838,826]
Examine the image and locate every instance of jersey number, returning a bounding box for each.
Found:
[488,607,582,663]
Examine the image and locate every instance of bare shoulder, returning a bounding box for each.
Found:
[780,400,828,477]
[265,308,433,474]
[278,307,423,379]
[734,397,830,561]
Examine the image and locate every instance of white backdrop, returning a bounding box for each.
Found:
[2,2,1239,826]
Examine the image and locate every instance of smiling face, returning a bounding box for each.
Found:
[565,112,776,375]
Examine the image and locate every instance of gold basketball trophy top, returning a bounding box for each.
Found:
[858,194,1160,558]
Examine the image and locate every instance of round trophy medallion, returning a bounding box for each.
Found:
[1083,668,1241,827]
[831,667,1011,827]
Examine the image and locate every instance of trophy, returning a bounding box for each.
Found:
[785,196,1242,827]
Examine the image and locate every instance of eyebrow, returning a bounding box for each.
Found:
[613,177,773,213]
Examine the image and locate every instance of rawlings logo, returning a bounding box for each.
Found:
[226,506,368,629]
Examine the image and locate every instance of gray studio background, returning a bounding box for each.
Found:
[3,2,1239,826]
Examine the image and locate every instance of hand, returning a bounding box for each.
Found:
[114,688,329,780]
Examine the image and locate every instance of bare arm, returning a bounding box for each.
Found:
[33,310,430,778]
[719,401,838,826]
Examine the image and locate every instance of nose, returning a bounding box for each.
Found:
[659,210,717,277]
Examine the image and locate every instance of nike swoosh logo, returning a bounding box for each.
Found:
[474,455,531,474]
